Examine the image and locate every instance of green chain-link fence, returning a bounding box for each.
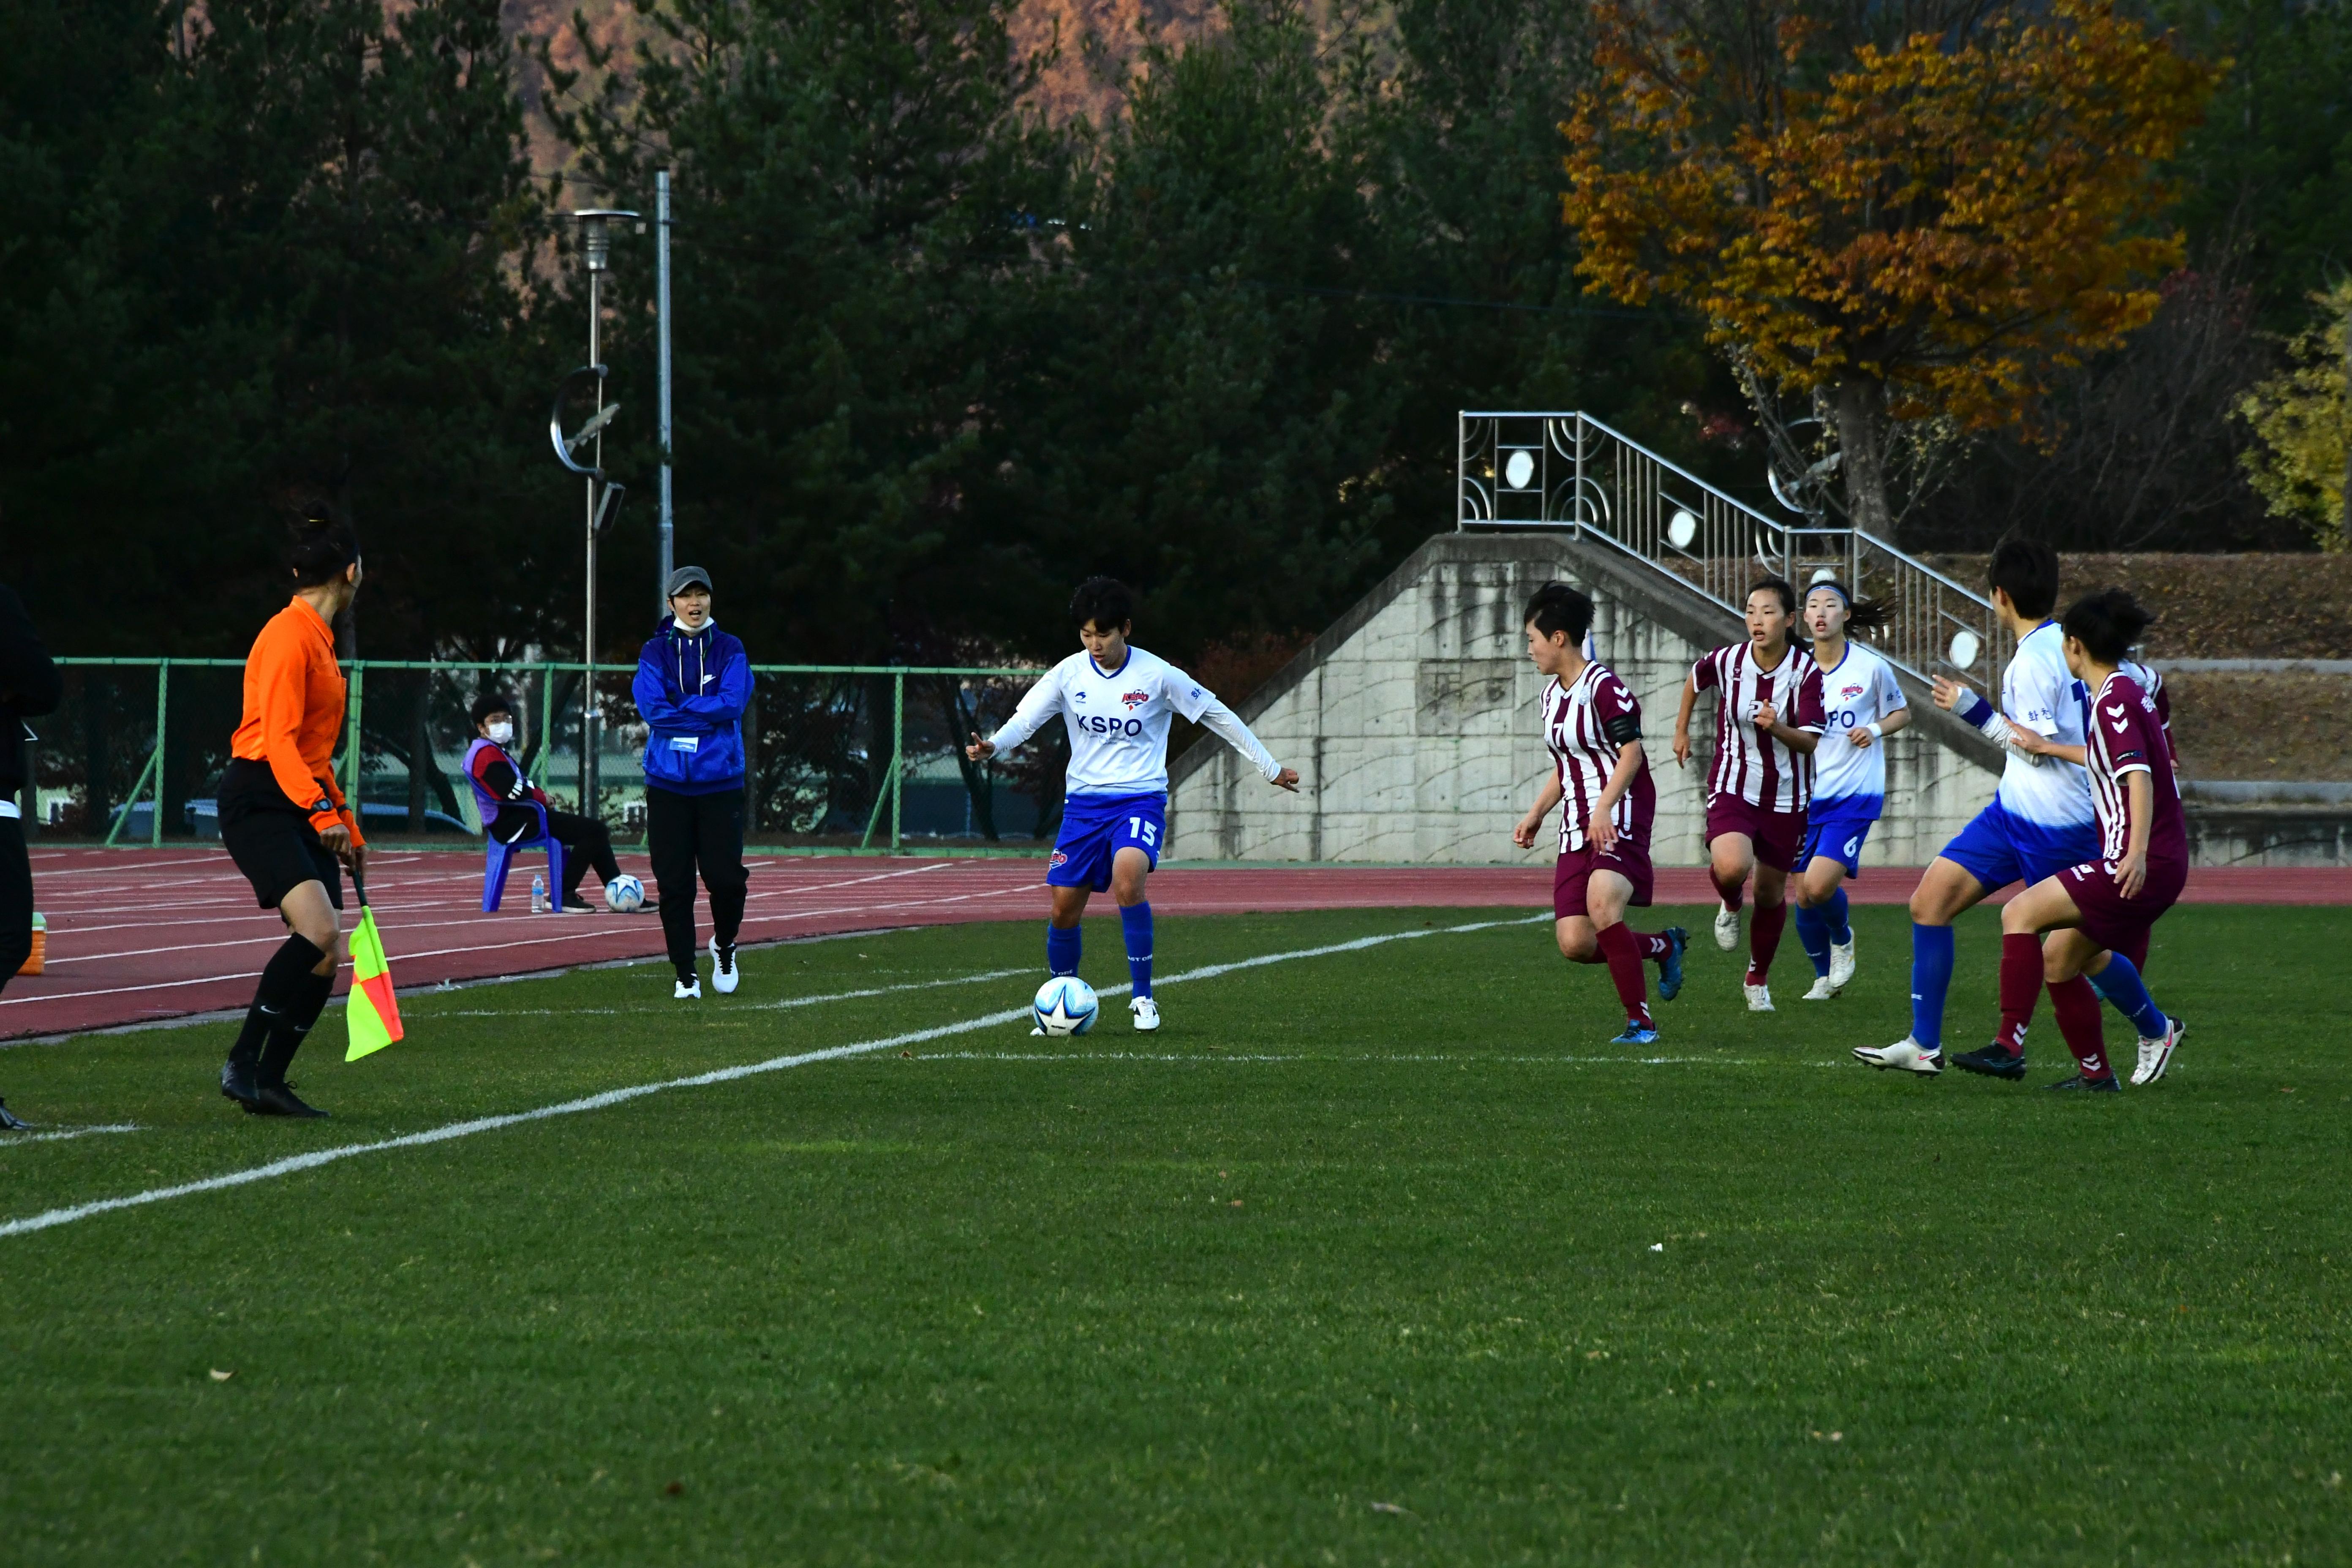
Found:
[24,660,1055,855]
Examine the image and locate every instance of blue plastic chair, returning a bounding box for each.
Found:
[482,803,566,913]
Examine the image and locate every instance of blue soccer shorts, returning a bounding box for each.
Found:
[1800,806,1879,878]
[1938,798,2100,893]
[1047,792,1165,892]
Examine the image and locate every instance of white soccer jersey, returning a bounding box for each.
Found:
[987,645,1281,798]
[1810,642,1907,806]
[1995,621,2093,827]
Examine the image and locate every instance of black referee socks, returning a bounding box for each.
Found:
[228,934,328,1073]
[258,968,335,1088]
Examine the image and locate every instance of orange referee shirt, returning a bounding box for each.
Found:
[229,597,365,845]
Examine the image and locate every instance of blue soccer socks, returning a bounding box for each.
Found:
[1911,922,1956,1050]
[1824,886,1852,946]
[1795,903,1834,978]
[1046,922,1081,977]
[2089,953,2168,1038]
[1121,901,1154,999]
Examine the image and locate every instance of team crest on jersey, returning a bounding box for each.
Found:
[1840,684,1865,702]
[1121,690,1150,710]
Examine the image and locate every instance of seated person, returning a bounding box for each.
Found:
[463,691,635,912]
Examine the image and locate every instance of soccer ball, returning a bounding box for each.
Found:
[1032,976,1099,1037]
[605,874,647,913]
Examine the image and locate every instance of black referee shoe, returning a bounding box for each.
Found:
[220,1059,261,1108]
[249,1081,329,1119]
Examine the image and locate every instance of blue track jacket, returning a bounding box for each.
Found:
[634,617,753,794]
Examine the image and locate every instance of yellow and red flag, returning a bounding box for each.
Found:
[344,890,403,1062]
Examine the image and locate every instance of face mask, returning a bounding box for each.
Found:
[486,720,515,746]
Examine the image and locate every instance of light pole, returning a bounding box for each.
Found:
[656,170,675,615]
[563,207,637,821]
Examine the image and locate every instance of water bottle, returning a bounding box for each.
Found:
[531,873,547,914]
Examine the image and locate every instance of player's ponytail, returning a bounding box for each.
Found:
[2061,588,2153,665]
[288,508,361,589]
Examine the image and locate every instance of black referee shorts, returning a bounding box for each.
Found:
[218,759,345,912]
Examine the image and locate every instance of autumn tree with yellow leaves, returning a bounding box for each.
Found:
[1559,0,2219,534]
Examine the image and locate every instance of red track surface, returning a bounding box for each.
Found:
[7,847,2348,1041]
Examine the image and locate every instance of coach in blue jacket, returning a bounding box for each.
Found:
[634,566,754,999]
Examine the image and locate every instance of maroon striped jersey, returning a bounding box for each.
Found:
[2085,671,2185,866]
[1543,661,1656,852]
[1690,642,1827,813]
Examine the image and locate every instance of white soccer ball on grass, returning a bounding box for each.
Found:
[1032,976,1099,1037]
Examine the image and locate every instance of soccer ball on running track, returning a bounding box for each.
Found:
[1032,976,1099,1037]
[605,874,647,913]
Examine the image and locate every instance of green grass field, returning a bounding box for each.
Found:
[2,903,2347,1565]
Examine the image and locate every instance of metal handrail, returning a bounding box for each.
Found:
[36,659,1052,855]
[1456,409,2014,688]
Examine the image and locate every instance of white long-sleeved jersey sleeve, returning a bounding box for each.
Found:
[987,647,1282,797]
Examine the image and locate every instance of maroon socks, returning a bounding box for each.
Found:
[1594,922,1655,1028]
[1995,932,2042,1054]
[2049,975,2114,1081]
[1745,900,1787,984]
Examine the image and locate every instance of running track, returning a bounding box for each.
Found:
[7,848,2348,1041]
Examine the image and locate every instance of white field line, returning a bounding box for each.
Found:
[0,915,1540,1239]
[430,968,1032,1019]
[0,1124,147,1147]
[928,1051,1817,1067]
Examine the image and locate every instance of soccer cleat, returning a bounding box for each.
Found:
[2047,1073,2121,1093]
[249,1081,328,1119]
[1029,1026,1046,1037]
[220,1058,260,1108]
[1656,927,1689,1002]
[1802,976,1838,1002]
[709,937,739,995]
[2132,1016,2185,1086]
[0,1098,27,1132]
[1827,937,1857,991]
[1713,906,1741,952]
[1743,982,1774,1013]
[1610,1022,1660,1045]
[675,977,702,1001]
[1852,1037,1943,1076]
[1952,1043,2028,1081]
[1130,996,1161,1032]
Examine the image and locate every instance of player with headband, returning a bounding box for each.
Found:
[1792,580,1910,999]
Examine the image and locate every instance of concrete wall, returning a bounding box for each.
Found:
[1167,532,2002,867]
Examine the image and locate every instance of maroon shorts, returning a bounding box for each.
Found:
[1554,840,1655,919]
[1704,795,1807,874]
[2058,856,2188,956]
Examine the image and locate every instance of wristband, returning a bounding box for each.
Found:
[1954,689,1994,728]
[1865,721,1883,740]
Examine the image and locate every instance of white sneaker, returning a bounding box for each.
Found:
[1744,982,1774,1013]
[709,937,739,995]
[1029,1026,1045,1037]
[1828,938,1857,991]
[1853,1037,1943,1076]
[1713,906,1742,952]
[674,977,702,1001]
[1802,975,1838,1001]
[2132,1016,2184,1086]
[1130,996,1161,1032]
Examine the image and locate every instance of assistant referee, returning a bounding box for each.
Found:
[0,569,62,1131]
[215,515,367,1119]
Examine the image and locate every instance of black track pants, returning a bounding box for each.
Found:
[0,817,28,995]
[646,784,747,979]
[542,808,621,900]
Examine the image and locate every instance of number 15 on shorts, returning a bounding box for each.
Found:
[1127,816,1160,849]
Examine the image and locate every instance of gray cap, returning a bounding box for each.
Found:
[665,564,713,598]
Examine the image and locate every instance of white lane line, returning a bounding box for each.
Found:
[429,968,1033,1019]
[0,1124,147,1147]
[0,915,1539,1238]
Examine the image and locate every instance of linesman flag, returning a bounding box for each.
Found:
[344,874,404,1062]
